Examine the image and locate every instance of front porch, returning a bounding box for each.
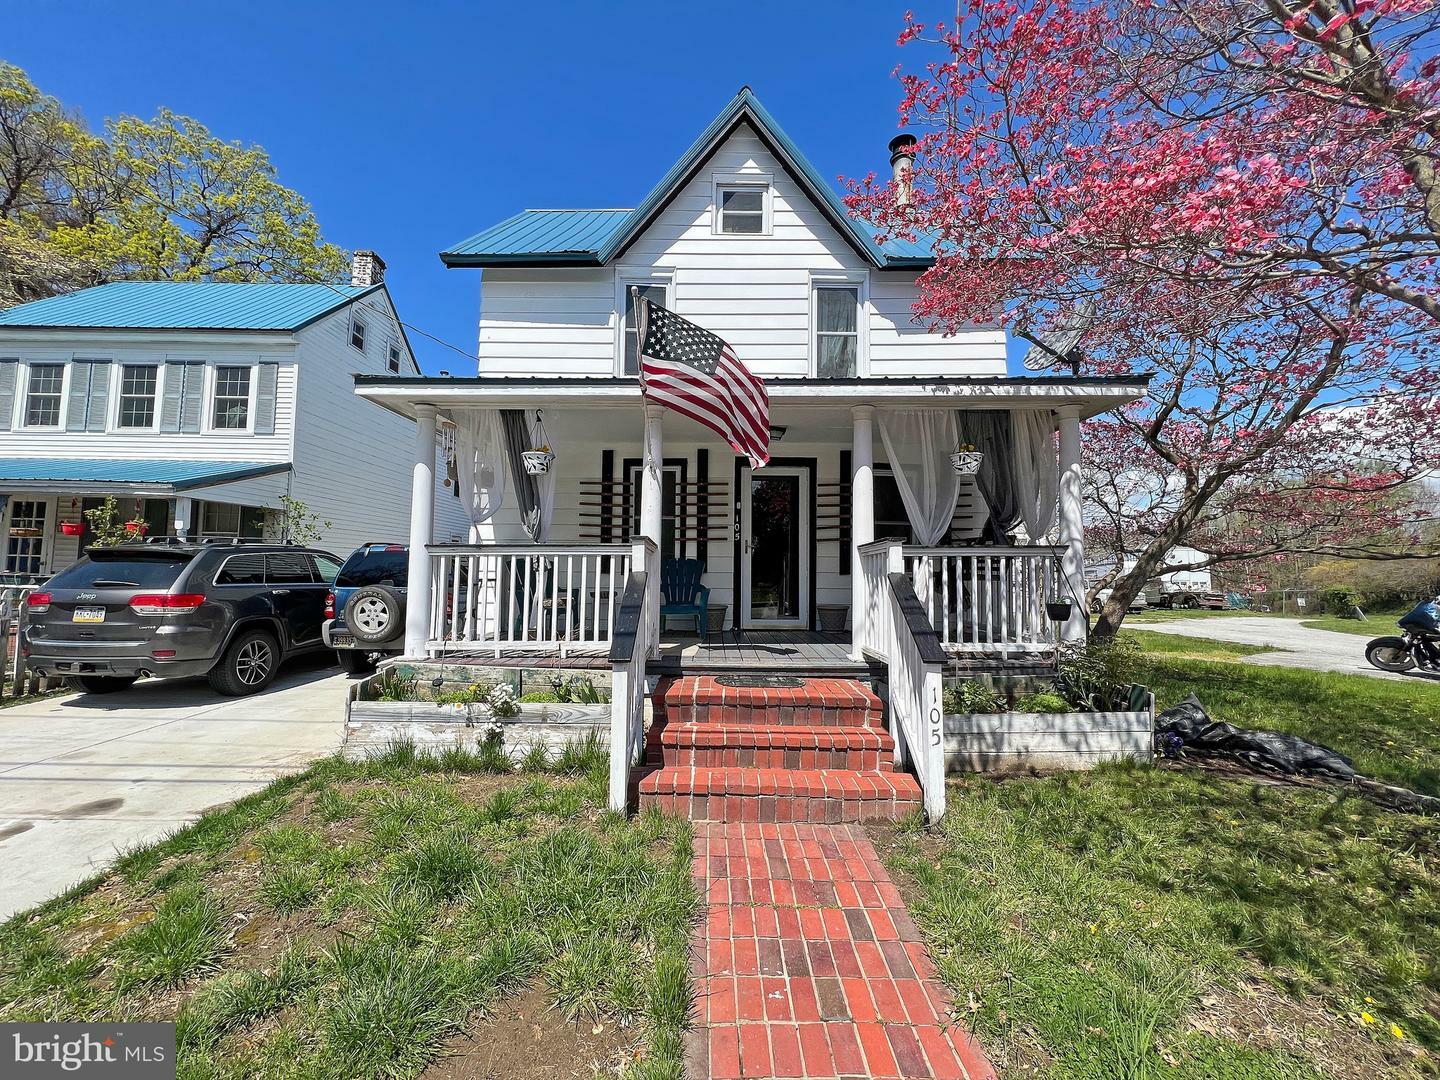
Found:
[356,374,1148,820]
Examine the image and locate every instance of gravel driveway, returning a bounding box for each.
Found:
[1131,615,1436,683]
[0,657,348,919]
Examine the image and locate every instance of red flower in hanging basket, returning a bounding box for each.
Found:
[60,522,84,536]
[125,522,148,535]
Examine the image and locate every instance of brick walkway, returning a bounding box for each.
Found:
[686,821,995,1080]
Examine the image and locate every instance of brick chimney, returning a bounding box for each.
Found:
[350,250,386,287]
[888,134,917,208]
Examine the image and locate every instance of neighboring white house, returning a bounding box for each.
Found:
[0,255,466,578]
[352,88,1151,817]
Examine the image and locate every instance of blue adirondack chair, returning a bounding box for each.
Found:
[660,559,710,640]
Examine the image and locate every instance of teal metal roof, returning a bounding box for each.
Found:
[0,281,381,331]
[441,88,936,270]
[0,459,291,490]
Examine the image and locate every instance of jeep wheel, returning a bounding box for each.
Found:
[68,675,138,694]
[208,628,279,696]
[345,585,404,645]
[336,649,377,675]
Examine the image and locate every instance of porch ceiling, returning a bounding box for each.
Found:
[354,374,1150,426]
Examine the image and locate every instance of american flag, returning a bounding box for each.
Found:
[635,292,770,468]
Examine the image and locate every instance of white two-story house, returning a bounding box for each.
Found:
[0,254,465,579]
[353,89,1149,817]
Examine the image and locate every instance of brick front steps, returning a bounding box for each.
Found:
[636,676,921,823]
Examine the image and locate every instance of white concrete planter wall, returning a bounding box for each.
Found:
[944,704,1154,773]
[343,695,610,762]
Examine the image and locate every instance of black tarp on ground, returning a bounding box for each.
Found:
[1155,694,1358,779]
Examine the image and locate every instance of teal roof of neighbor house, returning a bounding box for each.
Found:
[441,88,935,270]
[0,281,381,331]
[0,459,291,490]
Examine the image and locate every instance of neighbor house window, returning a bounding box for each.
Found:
[717,185,765,234]
[201,502,267,539]
[24,363,63,427]
[350,316,367,352]
[5,499,47,576]
[212,366,251,429]
[814,286,859,377]
[117,364,159,428]
[387,342,401,373]
[623,283,668,376]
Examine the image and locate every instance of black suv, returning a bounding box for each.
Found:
[23,540,343,696]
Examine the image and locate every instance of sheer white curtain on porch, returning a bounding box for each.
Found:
[1012,410,1058,541]
[454,410,506,541]
[877,409,961,546]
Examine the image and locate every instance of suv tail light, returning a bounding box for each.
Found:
[25,592,51,613]
[130,593,206,615]
[325,591,335,619]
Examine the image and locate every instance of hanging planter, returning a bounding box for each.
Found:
[521,445,554,475]
[950,443,983,475]
[125,521,148,536]
[60,522,84,536]
[1046,599,1074,622]
[521,410,555,474]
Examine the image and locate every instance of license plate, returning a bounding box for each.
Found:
[72,607,106,624]
[331,634,355,648]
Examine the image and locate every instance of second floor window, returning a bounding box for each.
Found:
[387,342,401,373]
[118,364,159,428]
[623,283,667,376]
[815,286,859,377]
[24,364,63,427]
[212,366,251,430]
[351,317,367,352]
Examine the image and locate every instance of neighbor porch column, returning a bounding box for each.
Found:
[850,404,875,659]
[1057,407,1086,643]
[171,497,192,541]
[404,404,438,658]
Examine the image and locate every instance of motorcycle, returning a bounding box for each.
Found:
[1365,598,1440,673]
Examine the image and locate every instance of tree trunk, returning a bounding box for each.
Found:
[1092,520,1198,638]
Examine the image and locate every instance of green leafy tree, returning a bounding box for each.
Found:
[268,495,331,547]
[0,62,347,307]
[82,497,147,547]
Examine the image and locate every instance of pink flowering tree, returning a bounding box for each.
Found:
[846,0,1440,635]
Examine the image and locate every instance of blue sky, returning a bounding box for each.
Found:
[8,0,924,374]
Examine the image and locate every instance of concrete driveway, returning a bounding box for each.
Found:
[0,656,349,919]
[1131,614,1436,683]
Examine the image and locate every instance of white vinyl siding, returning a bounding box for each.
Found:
[474,123,1006,379]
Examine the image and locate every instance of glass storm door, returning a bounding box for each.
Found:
[740,466,810,626]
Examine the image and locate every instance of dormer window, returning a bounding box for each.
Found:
[715,183,769,235]
[350,316,367,352]
[387,342,401,373]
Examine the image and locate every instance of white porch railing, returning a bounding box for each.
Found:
[427,543,635,656]
[901,545,1067,655]
[855,540,946,820]
[609,537,658,811]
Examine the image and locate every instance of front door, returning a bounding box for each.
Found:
[739,465,811,627]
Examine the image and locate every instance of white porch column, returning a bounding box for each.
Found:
[171,497,192,540]
[850,404,876,659]
[639,404,664,655]
[1057,407,1086,643]
[403,404,438,658]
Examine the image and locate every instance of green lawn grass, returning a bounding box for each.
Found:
[1299,614,1403,637]
[0,740,697,1080]
[889,633,1440,1079]
[883,764,1438,1080]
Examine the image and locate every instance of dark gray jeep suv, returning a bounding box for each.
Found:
[23,540,343,696]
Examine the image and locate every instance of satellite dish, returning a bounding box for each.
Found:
[1022,299,1095,374]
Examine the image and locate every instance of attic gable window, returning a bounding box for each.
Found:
[350,316,367,352]
[716,184,768,235]
[387,342,401,373]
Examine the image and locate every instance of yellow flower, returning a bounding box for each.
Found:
[1360,1012,1376,1025]
[1391,1024,1405,1040]
[1365,997,1376,1004]
[1088,924,1097,934]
